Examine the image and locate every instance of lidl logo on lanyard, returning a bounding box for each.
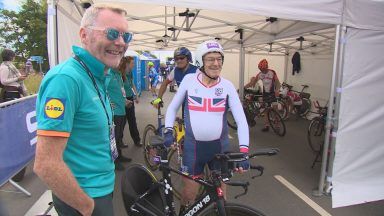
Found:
[44,98,65,120]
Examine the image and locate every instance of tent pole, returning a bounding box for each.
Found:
[47,0,58,67]
[238,31,245,99]
[324,25,347,195]
[283,48,289,83]
[313,25,342,196]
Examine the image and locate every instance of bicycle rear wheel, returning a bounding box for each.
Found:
[199,202,265,216]
[299,98,311,118]
[307,117,325,153]
[143,124,160,171]
[267,109,286,136]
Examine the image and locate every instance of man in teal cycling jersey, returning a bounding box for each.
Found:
[34,4,131,216]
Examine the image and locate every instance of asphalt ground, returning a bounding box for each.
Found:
[1,89,383,216]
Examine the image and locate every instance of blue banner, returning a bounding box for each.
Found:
[0,96,37,186]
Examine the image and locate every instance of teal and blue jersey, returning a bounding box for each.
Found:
[123,70,135,98]
[107,69,126,116]
[36,46,115,198]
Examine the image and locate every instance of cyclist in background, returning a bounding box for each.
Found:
[244,59,281,132]
[151,47,198,112]
[147,61,159,97]
[163,40,250,211]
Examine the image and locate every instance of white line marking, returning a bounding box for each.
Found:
[274,175,332,216]
[25,190,58,216]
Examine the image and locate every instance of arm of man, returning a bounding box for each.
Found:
[157,79,172,99]
[129,79,139,103]
[244,76,258,89]
[164,75,189,128]
[34,136,94,216]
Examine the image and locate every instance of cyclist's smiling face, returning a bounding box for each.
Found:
[203,52,223,78]
[81,9,129,69]
[175,55,188,69]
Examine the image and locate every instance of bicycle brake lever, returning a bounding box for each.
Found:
[225,181,249,199]
[250,165,264,179]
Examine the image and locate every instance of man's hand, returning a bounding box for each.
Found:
[151,97,162,108]
[126,99,133,108]
[234,153,250,173]
[163,129,174,148]
[78,198,95,216]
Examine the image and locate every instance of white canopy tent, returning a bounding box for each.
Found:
[47,0,384,208]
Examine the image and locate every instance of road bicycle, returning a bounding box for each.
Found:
[143,101,184,170]
[280,83,311,119]
[244,88,288,120]
[142,102,207,199]
[122,135,279,216]
[227,91,286,137]
[307,101,328,168]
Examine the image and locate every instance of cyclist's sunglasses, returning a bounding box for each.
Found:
[87,26,133,44]
[175,56,186,61]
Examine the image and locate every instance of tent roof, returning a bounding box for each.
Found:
[69,0,338,54]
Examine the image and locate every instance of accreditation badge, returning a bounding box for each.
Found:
[109,123,118,161]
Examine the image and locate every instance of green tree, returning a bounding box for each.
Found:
[0,0,48,71]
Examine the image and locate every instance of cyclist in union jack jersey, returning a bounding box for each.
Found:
[163,40,250,210]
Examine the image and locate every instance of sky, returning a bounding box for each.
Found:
[1,0,21,11]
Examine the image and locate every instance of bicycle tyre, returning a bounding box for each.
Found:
[275,99,289,120]
[143,124,160,171]
[299,98,311,118]
[307,117,324,153]
[227,109,238,130]
[267,109,286,137]
[199,202,266,216]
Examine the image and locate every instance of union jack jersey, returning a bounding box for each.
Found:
[165,71,249,153]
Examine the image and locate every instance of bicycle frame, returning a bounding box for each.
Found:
[155,104,166,136]
[132,136,279,216]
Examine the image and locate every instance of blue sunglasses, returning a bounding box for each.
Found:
[87,26,133,44]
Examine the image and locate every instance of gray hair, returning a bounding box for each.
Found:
[80,3,127,28]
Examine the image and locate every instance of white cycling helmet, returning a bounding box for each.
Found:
[195,40,224,68]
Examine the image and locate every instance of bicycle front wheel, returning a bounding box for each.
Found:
[143,124,160,171]
[199,202,266,216]
[267,109,286,137]
[307,117,324,153]
[275,100,288,120]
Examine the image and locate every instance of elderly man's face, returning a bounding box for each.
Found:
[81,9,129,68]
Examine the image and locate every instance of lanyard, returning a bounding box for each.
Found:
[73,55,111,126]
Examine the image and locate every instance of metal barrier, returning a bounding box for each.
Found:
[0,94,37,196]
